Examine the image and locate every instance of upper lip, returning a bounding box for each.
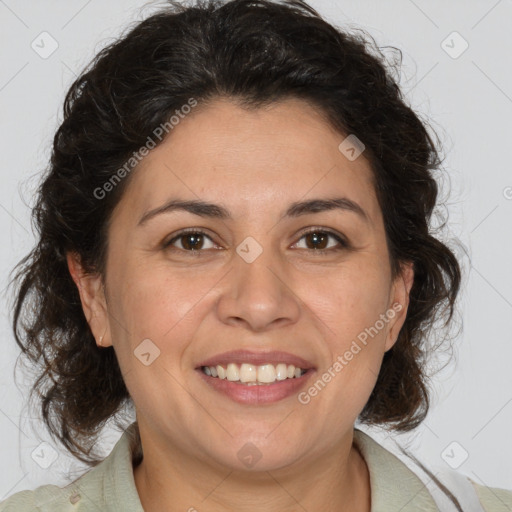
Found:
[196,350,316,370]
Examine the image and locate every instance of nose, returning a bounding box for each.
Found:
[215,244,301,332]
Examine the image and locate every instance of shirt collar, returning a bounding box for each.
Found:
[77,423,439,511]
[353,428,439,511]
[69,422,144,511]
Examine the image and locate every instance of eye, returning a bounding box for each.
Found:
[293,228,349,254]
[163,227,349,256]
[163,229,218,253]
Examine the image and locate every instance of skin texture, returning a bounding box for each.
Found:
[67,97,414,512]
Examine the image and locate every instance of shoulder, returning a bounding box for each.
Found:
[353,428,512,511]
[0,482,83,511]
[470,479,512,512]
[0,423,143,512]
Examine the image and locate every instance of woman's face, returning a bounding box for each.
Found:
[71,97,413,472]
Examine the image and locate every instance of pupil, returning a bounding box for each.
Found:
[307,232,327,250]
[184,234,202,250]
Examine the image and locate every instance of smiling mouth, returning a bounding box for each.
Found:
[200,362,308,385]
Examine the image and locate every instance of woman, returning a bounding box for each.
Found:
[2,0,511,510]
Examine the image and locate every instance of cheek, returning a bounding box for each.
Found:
[298,269,391,421]
[305,262,392,341]
[110,260,206,337]
[106,265,202,415]
[107,258,225,379]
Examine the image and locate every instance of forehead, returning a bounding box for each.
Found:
[112,98,382,225]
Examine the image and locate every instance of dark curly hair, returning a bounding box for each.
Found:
[9,0,461,471]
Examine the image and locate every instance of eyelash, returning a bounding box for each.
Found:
[162,227,350,256]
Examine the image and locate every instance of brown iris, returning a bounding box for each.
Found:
[180,233,205,250]
[303,231,329,250]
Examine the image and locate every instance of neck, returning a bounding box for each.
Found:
[133,427,371,512]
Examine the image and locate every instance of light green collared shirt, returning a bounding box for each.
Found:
[1,424,511,511]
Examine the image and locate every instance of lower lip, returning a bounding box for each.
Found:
[196,369,315,405]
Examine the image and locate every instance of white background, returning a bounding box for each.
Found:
[0,0,511,500]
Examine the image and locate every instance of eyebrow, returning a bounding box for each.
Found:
[137,197,370,226]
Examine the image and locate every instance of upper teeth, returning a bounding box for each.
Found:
[202,363,305,384]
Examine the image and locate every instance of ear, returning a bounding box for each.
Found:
[384,261,414,352]
[66,251,112,348]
